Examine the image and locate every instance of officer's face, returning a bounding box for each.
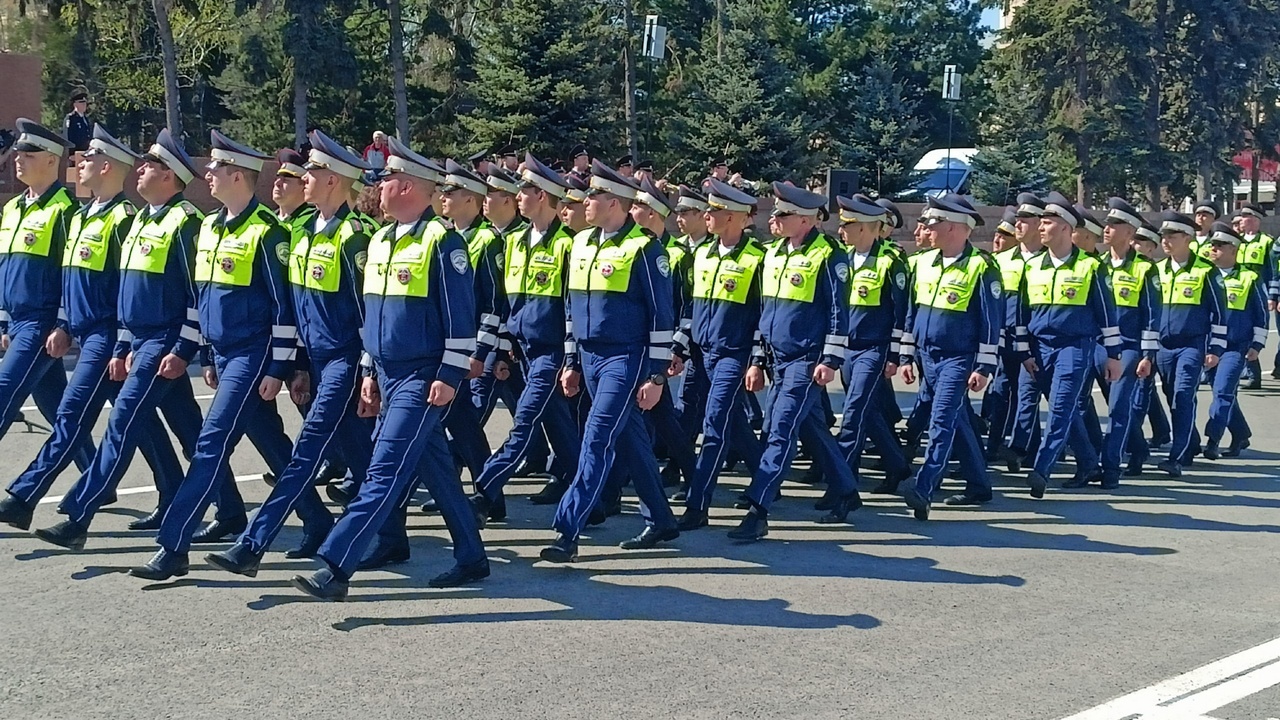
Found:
[1104,222,1135,248]
[1133,239,1155,258]
[74,100,88,114]
[1039,216,1072,245]
[583,193,611,225]
[629,203,656,227]
[713,166,728,180]
[560,201,586,230]
[1161,231,1191,256]
[1239,215,1261,235]
[76,154,107,188]
[573,156,589,171]
[301,169,337,204]
[837,220,876,247]
[992,232,1012,252]
[13,150,57,186]
[440,189,478,219]
[1072,227,1098,249]
[205,164,239,200]
[1014,216,1039,243]
[1195,211,1215,230]
[676,208,706,236]
[772,212,811,239]
[1208,241,1236,266]
[483,190,513,220]
[274,175,305,206]
[517,186,544,217]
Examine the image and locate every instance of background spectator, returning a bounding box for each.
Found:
[363,131,389,170]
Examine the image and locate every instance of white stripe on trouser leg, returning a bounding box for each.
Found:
[80,356,168,513]
[761,363,816,502]
[696,363,742,510]
[478,369,558,494]
[569,357,642,533]
[34,361,111,492]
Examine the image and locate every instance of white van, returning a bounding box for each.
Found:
[897,148,978,202]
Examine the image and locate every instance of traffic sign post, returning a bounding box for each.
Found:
[942,64,962,191]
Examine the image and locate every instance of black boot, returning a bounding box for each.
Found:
[0,493,34,531]
[128,548,190,580]
[727,509,768,542]
[204,542,263,577]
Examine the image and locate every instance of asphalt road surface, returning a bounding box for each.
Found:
[1,375,1278,720]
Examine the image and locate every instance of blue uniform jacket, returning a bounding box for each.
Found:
[901,243,1003,376]
[1103,249,1162,361]
[459,216,505,362]
[63,193,132,338]
[691,237,764,357]
[1019,245,1122,360]
[491,216,528,360]
[1219,264,1268,353]
[565,218,675,377]
[115,195,202,362]
[291,205,369,361]
[847,238,909,352]
[754,228,849,369]
[1156,255,1228,354]
[504,219,572,354]
[362,210,477,387]
[0,183,75,330]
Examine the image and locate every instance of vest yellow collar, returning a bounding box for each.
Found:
[214,197,263,232]
[81,192,128,219]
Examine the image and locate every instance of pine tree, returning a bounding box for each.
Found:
[823,59,928,196]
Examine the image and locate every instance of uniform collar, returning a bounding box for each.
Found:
[593,217,640,245]
[399,207,439,239]
[528,218,564,247]
[215,197,261,233]
[780,226,822,254]
[23,181,66,209]
[314,203,352,237]
[82,192,128,218]
[1036,244,1080,269]
[1219,263,1240,278]
[283,203,315,224]
[930,241,975,267]
[1109,247,1139,270]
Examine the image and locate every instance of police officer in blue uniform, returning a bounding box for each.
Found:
[0,126,184,529]
[542,160,678,561]
[727,182,857,542]
[677,179,764,530]
[983,207,1022,464]
[470,154,582,520]
[291,137,486,600]
[1202,222,1267,459]
[0,119,94,468]
[32,129,225,544]
[670,185,713,464]
[204,132,376,576]
[1153,211,1228,477]
[1020,193,1121,492]
[121,130,314,580]
[829,194,910,504]
[1128,220,1173,468]
[899,194,1002,520]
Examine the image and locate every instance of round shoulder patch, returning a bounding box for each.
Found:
[450,248,470,274]
[354,250,368,270]
[656,254,671,278]
[495,252,504,271]
[274,241,291,266]
[990,280,1003,299]
[894,272,906,290]
[834,262,850,282]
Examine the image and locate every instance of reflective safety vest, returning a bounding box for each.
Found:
[0,189,76,259]
[1024,253,1102,307]
[848,251,899,307]
[761,235,836,303]
[567,225,650,293]
[1222,267,1260,311]
[194,205,278,287]
[504,225,574,298]
[993,247,1028,302]
[364,219,452,297]
[912,249,991,312]
[121,202,201,274]
[1158,258,1215,306]
[1240,233,1271,269]
[666,239,690,277]
[467,222,501,271]
[692,241,764,304]
[288,216,365,293]
[1107,256,1155,309]
[65,201,134,273]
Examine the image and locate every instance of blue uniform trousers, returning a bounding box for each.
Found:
[475,350,581,499]
[1100,349,1143,480]
[474,359,552,471]
[319,369,485,579]
[554,347,674,539]
[1009,353,1045,459]
[837,346,908,483]
[1029,341,1097,477]
[60,334,218,525]
[238,351,372,553]
[1205,348,1251,446]
[157,344,315,553]
[678,346,709,442]
[910,351,991,499]
[744,357,855,511]
[444,379,491,482]
[1156,346,1204,465]
[686,351,761,512]
[903,364,933,446]
[0,319,94,469]
[7,330,183,507]
[983,350,1017,452]
[646,388,697,484]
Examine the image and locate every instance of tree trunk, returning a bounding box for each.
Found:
[715,0,724,61]
[389,0,409,140]
[293,63,308,148]
[1195,158,1212,202]
[621,0,639,158]
[1143,0,1166,209]
[152,0,182,137]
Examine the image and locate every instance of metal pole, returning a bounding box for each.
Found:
[945,102,955,192]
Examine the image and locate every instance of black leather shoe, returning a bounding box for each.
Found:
[357,541,410,571]
[316,460,348,485]
[1271,366,1280,380]
[0,493,33,530]
[128,508,164,531]
[529,478,568,505]
[429,560,490,588]
[1202,442,1221,461]
[191,518,247,544]
[903,489,930,521]
[1222,439,1251,458]
[1099,474,1120,490]
[204,542,263,577]
[1062,468,1102,489]
[1150,434,1171,449]
[291,567,348,601]
[262,472,276,488]
[676,508,708,531]
[1156,459,1182,478]
[284,524,331,559]
[727,510,768,541]
[100,489,118,507]
[620,525,679,550]
[539,534,578,563]
[943,493,992,506]
[1026,470,1048,499]
[816,493,862,524]
[34,518,89,550]
[813,490,838,511]
[419,496,440,514]
[128,548,190,580]
[325,483,354,507]
[487,493,507,522]
[586,503,607,527]
[732,492,752,510]
[468,492,506,527]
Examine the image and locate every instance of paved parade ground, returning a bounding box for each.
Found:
[2,379,1279,720]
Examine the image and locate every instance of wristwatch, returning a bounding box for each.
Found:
[648,373,667,386]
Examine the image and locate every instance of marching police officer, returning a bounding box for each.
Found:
[899,194,1002,520]
[1231,203,1272,387]
[727,182,857,542]
[204,131,376,576]
[292,137,487,599]
[273,149,316,237]
[984,207,1023,464]
[544,160,678,561]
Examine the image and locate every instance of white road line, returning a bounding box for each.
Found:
[1061,636,1280,719]
[35,473,264,506]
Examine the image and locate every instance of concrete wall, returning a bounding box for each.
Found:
[0,52,42,198]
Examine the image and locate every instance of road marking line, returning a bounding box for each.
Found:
[36,473,264,506]
[1061,636,1280,719]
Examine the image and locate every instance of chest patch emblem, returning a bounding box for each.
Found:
[397,267,412,285]
[789,272,804,287]
[220,257,235,273]
[600,263,614,278]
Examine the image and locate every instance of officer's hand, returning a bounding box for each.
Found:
[1247,348,1260,363]
[900,364,916,385]
[636,381,663,411]
[0,334,8,351]
[1270,300,1277,313]
[1205,353,1220,369]
[203,366,218,389]
[158,354,188,380]
[883,362,898,379]
[967,372,989,393]
[358,377,380,417]
[745,366,765,393]
[289,371,311,406]
[493,360,511,381]
[812,363,836,386]
[45,328,71,359]
[125,351,134,374]
[1023,358,1039,378]
[668,355,685,377]
[560,368,581,398]
[108,358,127,382]
[1104,357,1122,383]
[428,380,456,406]
[1136,357,1153,379]
[467,357,484,380]
[259,376,283,401]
